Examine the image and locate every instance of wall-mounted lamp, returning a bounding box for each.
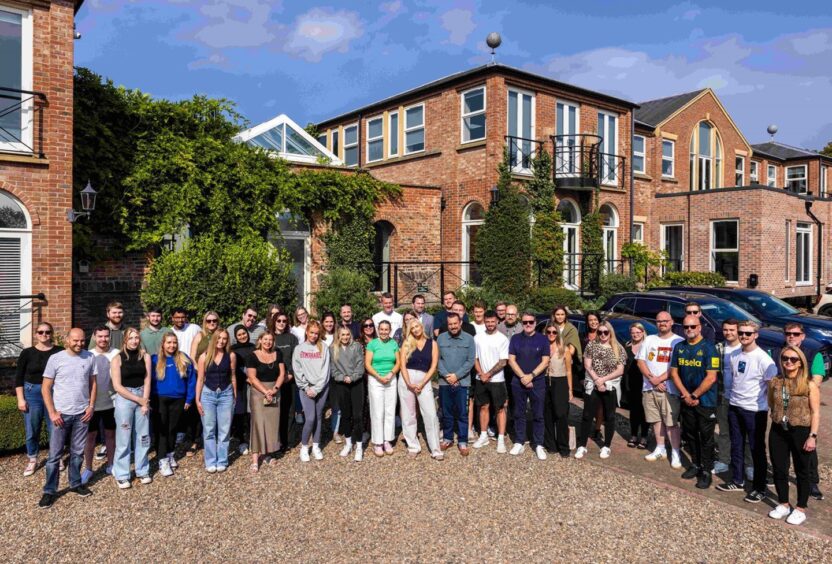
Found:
[490,186,500,204]
[67,181,97,222]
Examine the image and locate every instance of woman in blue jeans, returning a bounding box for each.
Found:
[14,322,63,477]
[110,327,152,487]
[196,328,237,472]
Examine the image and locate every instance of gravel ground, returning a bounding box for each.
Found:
[1,437,829,563]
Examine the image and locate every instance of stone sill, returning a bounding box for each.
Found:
[363,149,441,169]
[634,173,652,181]
[456,139,487,152]
[0,153,49,166]
[661,176,678,184]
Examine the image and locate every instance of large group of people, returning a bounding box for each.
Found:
[13,295,823,525]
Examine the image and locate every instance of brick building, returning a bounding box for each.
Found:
[0,0,82,357]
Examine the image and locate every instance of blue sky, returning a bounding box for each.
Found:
[75,0,832,149]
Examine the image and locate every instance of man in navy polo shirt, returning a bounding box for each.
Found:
[507,312,550,460]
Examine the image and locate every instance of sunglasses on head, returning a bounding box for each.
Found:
[738,330,756,336]
[683,324,699,329]
[598,330,610,336]
[784,331,803,337]
[781,355,801,364]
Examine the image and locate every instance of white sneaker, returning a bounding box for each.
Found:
[95,445,107,460]
[786,508,806,526]
[116,479,131,489]
[712,461,730,474]
[23,459,37,477]
[671,451,682,469]
[300,446,310,462]
[159,458,173,477]
[206,466,217,473]
[496,438,507,454]
[473,434,490,449]
[599,446,611,459]
[81,469,94,485]
[509,443,525,456]
[167,453,178,468]
[574,446,588,459]
[487,426,496,438]
[312,445,323,460]
[238,443,249,455]
[535,446,548,460]
[354,445,363,462]
[769,504,791,520]
[139,475,152,485]
[645,449,667,462]
[340,442,352,457]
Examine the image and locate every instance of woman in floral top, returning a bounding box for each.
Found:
[575,320,626,460]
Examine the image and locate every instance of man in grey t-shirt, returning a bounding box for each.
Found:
[40,328,98,509]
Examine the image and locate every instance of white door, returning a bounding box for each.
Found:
[507,89,535,173]
[556,101,580,176]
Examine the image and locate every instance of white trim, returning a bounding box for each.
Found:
[735,155,745,186]
[556,100,581,177]
[597,110,619,185]
[767,163,777,187]
[661,223,684,273]
[461,201,485,285]
[387,110,399,158]
[0,190,33,353]
[796,222,812,285]
[365,114,384,163]
[821,165,828,198]
[661,139,675,178]
[750,160,760,183]
[403,102,425,155]
[632,134,646,174]
[342,122,359,166]
[600,204,619,272]
[460,85,486,144]
[506,87,536,175]
[632,222,644,243]
[709,219,739,283]
[786,164,808,194]
[558,198,581,290]
[0,5,33,154]
[233,113,342,165]
[785,219,791,281]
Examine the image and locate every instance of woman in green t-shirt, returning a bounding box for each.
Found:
[365,320,400,457]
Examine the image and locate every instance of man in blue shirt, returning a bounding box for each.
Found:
[437,313,476,456]
[670,315,720,490]
[507,312,550,460]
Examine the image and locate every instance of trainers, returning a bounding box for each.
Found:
[682,465,700,480]
[439,440,452,452]
[644,449,666,462]
[599,446,611,459]
[339,442,352,457]
[769,504,792,520]
[431,450,444,461]
[95,445,107,460]
[238,443,250,455]
[116,479,131,489]
[71,485,92,497]
[38,493,56,509]
[373,445,384,457]
[670,451,682,469]
[696,473,712,490]
[487,426,496,438]
[509,443,525,456]
[716,481,744,493]
[574,446,587,459]
[159,458,173,477]
[139,475,152,485]
[712,461,730,475]
[216,466,227,473]
[81,469,94,485]
[744,490,766,503]
[312,445,324,460]
[23,459,37,477]
[496,438,507,454]
[535,446,548,460]
[299,447,310,463]
[810,483,824,501]
[167,454,178,469]
[206,466,217,474]
[786,508,807,526]
[459,444,470,457]
[473,434,490,449]
[354,445,364,462]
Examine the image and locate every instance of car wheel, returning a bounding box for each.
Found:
[819,305,832,317]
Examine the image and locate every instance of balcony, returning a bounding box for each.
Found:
[0,86,48,159]
[505,135,543,175]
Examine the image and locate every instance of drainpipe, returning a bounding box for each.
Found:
[628,116,635,278]
[805,196,823,299]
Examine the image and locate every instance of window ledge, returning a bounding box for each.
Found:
[634,172,652,181]
[363,149,440,169]
[0,153,49,166]
[456,139,487,152]
[600,184,626,192]
[661,176,678,184]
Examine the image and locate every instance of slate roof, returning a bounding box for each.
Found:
[635,89,707,128]
[750,141,824,162]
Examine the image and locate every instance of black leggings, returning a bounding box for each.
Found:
[769,424,811,509]
[337,380,365,444]
[578,389,617,448]
[627,369,649,440]
[154,396,185,458]
[278,378,297,449]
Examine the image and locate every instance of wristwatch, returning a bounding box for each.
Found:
[810,432,818,439]
[691,394,698,401]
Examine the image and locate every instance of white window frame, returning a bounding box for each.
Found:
[558,198,581,290]
[767,164,777,187]
[785,220,791,281]
[556,100,581,177]
[316,132,327,148]
[600,204,619,272]
[786,165,808,194]
[597,110,619,186]
[632,222,644,243]
[661,222,684,273]
[342,123,358,166]
[0,190,33,355]
[506,87,536,175]
[750,160,759,183]
[460,85,486,144]
[632,135,646,174]
[821,165,828,198]
[662,139,675,178]
[331,129,340,159]
[404,102,425,155]
[796,222,812,285]
[365,115,384,163]
[388,111,399,158]
[710,219,739,284]
[735,156,745,186]
[461,201,486,285]
[0,5,34,154]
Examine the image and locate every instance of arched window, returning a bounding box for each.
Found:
[689,121,722,191]
[461,202,485,285]
[0,191,33,356]
[373,220,395,292]
[558,199,581,289]
[600,203,619,273]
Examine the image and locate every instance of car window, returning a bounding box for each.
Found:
[667,301,686,322]
[745,293,799,316]
[699,299,762,325]
[611,297,635,315]
[721,293,755,314]
[634,297,668,319]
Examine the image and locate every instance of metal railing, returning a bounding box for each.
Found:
[0,86,48,158]
[0,293,46,358]
[505,135,543,175]
[598,152,626,190]
[363,261,480,307]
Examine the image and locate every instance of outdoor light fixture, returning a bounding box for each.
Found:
[67,181,97,222]
[490,186,500,204]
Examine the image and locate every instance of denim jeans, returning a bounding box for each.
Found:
[113,387,151,480]
[438,385,469,446]
[23,382,52,458]
[43,412,88,495]
[201,386,234,469]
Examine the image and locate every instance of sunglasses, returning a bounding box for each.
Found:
[784,331,803,337]
[781,356,801,364]
[363,323,375,329]
[738,331,756,336]
[656,319,672,323]
[522,320,536,325]
[545,330,558,335]
[36,330,52,335]
[683,324,699,329]
[276,319,288,324]
[685,310,700,315]
[206,319,219,323]
[598,330,610,336]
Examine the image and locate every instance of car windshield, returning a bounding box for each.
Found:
[699,299,762,325]
[744,293,799,316]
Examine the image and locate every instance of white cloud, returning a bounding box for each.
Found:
[380,1,404,16]
[440,8,476,46]
[791,31,832,55]
[284,8,363,62]
[188,0,277,49]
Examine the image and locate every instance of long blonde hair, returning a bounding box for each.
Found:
[306,319,323,353]
[769,344,810,403]
[600,320,622,363]
[201,310,220,334]
[155,332,192,380]
[401,319,426,362]
[120,326,146,362]
[203,328,229,367]
[331,327,354,363]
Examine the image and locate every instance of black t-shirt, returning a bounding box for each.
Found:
[16,346,63,387]
[274,333,298,376]
[246,349,284,384]
[120,350,148,388]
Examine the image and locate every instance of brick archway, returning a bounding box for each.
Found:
[0,180,41,226]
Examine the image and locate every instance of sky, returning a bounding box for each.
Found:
[74,0,832,150]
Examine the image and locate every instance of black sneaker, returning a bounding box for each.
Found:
[71,485,93,498]
[744,490,766,503]
[716,481,744,492]
[681,465,700,480]
[38,493,56,509]
[810,484,824,501]
[696,473,712,490]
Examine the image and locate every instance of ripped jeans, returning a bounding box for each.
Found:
[113,387,151,480]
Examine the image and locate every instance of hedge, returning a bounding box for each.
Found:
[0,395,47,454]
[598,273,638,300]
[648,271,726,288]
[522,286,583,312]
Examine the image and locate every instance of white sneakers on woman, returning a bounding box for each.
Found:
[312,444,324,460]
[354,445,364,461]
[299,446,310,462]
[599,447,611,459]
[339,440,352,457]
[574,447,587,459]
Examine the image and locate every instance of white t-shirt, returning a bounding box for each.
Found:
[372,310,403,336]
[472,322,487,336]
[91,348,119,411]
[728,346,777,411]
[43,350,98,416]
[475,330,510,383]
[722,343,741,393]
[172,323,202,360]
[291,325,306,344]
[636,333,684,395]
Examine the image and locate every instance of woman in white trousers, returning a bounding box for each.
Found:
[364,320,400,457]
[398,319,443,460]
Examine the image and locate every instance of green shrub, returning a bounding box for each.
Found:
[455,286,507,310]
[313,267,378,321]
[598,273,638,300]
[522,286,582,313]
[648,271,726,288]
[0,395,47,453]
[142,234,298,325]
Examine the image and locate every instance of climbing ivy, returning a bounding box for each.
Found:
[526,150,564,286]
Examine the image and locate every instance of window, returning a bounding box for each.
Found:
[388,111,399,157]
[556,101,580,175]
[822,165,828,198]
[749,160,759,183]
[366,116,383,163]
[767,164,777,187]
[689,121,722,191]
[785,220,791,281]
[597,111,618,184]
[372,221,394,292]
[343,123,358,166]
[662,224,683,273]
[662,140,674,178]
[710,220,739,283]
[735,156,744,186]
[632,222,644,243]
[558,199,581,289]
[507,88,535,173]
[632,135,646,174]
[461,86,485,143]
[0,6,33,153]
[600,204,619,272]
[0,190,31,356]
[316,133,327,147]
[610,297,636,315]
[461,202,485,285]
[332,130,340,159]
[786,165,808,194]
[270,213,311,306]
[796,222,812,284]
[404,104,424,154]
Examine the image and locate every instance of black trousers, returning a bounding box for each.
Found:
[543,377,570,455]
[337,380,365,444]
[278,378,298,449]
[769,423,811,508]
[154,396,184,458]
[627,370,649,440]
[231,413,249,444]
[578,389,617,448]
[809,449,820,486]
[680,404,716,471]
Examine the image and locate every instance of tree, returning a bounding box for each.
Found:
[821,140,832,157]
[580,210,604,294]
[475,152,531,298]
[313,267,378,320]
[526,150,564,286]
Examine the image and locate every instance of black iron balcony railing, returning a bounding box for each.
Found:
[0,86,48,159]
[505,135,543,174]
[552,134,601,189]
[598,152,626,190]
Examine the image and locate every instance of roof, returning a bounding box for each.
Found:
[750,141,828,162]
[234,114,342,165]
[316,63,638,128]
[634,89,707,128]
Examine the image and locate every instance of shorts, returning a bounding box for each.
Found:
[90,408,116,430]
[643,390,680,427]
[474,380,508,408]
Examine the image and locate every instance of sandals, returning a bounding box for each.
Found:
[637,438,649,450]
[627,437,638,448]
[185,444,198,457]
[250,463,259,473]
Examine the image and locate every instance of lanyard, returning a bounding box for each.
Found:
[781,379,790,424]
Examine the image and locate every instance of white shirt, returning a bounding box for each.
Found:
[172,323,202,360]
[636,333,683,395]
[474,330,510,383]
[728,346,777,411]
[372,310,403,336]
[722,342,741,395]
[472,322,487,336]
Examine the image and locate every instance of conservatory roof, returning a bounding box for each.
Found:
[235,114,341,165]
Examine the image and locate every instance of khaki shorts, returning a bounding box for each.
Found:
[642,390,680,427]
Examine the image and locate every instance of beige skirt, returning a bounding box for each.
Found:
[249,382,280,454]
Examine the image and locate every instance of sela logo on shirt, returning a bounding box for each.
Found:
[738,360,747,373]
[678,358,702,367]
